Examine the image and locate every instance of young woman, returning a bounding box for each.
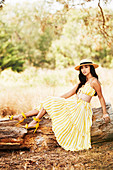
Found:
[10,59,110,151]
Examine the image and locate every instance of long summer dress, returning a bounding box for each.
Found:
[36,82,95,151]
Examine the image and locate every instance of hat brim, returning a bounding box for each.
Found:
[75,63,99,70]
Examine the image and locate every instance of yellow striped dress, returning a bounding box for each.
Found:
[36,83,95,151]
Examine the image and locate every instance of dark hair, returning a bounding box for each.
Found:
[76,65,98,96]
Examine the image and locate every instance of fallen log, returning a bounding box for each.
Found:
[0,103,113,150]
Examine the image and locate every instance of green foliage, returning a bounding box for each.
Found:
[0,21,25,72]
[92,47,113,67]
[49,8,113,68]
[0,3,113,71]
[32,28,53,67]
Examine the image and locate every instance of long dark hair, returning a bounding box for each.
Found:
[76,65,98,96]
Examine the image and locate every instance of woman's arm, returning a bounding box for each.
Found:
[60,84,79,99]
[92,79,110,123]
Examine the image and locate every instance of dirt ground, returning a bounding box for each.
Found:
[0,141,113,170]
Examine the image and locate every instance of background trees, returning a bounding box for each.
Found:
[0,0,113,71]
[0,20,25,72]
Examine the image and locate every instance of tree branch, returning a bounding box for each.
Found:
[98,0,109,37]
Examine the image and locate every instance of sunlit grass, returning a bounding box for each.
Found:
[0,66,113,118]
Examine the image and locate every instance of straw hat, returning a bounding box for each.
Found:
[74,59,99,70]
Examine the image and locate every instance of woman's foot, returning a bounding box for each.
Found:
[26,119,37,128]
[25,117,41,133]
[24,107,46,133]
[9,114,23,121]
[9,112,27,125]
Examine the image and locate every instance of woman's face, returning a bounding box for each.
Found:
[80,65,90,76]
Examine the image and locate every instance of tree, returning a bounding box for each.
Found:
[1,0,113,69]
[0,21,25,72]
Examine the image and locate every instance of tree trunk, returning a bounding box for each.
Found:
[0,103,113,150]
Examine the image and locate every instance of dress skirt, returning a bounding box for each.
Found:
[36,95,93,151]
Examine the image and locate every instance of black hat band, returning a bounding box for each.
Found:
[80,62,92,65]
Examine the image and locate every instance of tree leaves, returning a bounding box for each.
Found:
[0,21,25,72]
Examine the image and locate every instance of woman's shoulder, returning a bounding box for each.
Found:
[91,77,100,88]
[91,77,98,83]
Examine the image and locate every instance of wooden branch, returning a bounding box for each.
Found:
[98,0,110,38]
[91,102,113,143]
[98,0,106,31]
[0,103,113,150]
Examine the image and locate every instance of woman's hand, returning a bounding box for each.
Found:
[92,79,110,124]
[102,113,110,123]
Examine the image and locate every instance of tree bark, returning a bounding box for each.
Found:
[0,103,113,150]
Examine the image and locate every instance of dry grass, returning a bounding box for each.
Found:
[0,141,113,169]
[0,66,113,118]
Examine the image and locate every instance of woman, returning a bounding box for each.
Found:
[10,59,110,151]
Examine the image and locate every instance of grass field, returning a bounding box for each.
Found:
[0,66,113,118]
[0,66,113,170]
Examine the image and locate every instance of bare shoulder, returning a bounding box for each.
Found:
[91,78,101,89]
